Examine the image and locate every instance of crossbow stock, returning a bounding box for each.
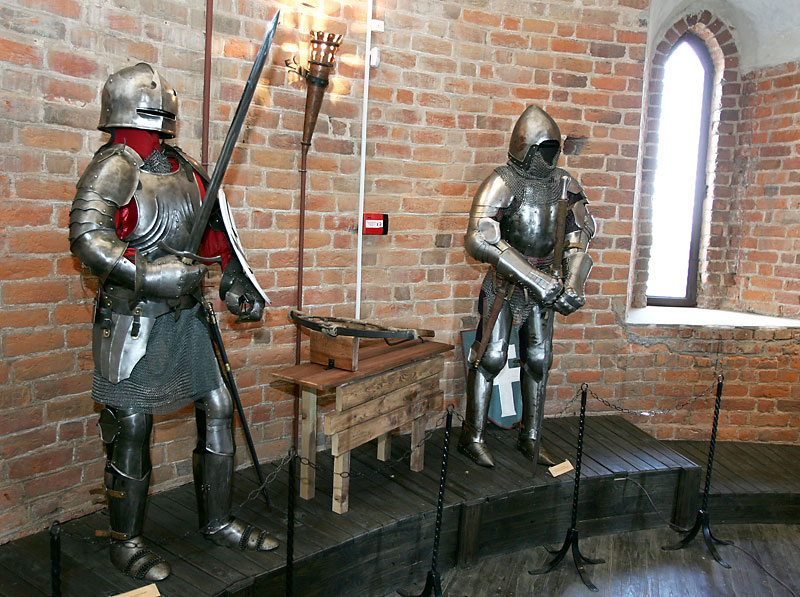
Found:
[289,310,435,342]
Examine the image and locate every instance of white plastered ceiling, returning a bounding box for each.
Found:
[647,0,800,73]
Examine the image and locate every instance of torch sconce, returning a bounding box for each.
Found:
[286,31,343,147]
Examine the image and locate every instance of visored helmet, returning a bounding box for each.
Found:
[508,105,561,169]
[98,62,178,138]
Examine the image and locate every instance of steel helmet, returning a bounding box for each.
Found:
[98,62,178,138]
[508,105,561,169]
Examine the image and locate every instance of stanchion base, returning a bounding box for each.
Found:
[530,527,604,592]
[397,570,442,597]
[662,509,732,568]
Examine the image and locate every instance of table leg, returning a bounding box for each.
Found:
[332,451,350,514]
[300,387,317,500]
[410,416,426,472]
[377,432,392,461]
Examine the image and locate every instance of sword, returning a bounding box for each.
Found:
[187,11,280,255]
[552,175,571,281]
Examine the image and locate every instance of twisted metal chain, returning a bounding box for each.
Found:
[584,378,719,418]
[235,451,294,512]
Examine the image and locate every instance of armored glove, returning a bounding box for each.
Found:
[554,287,585,315]
[553,251,593,315]
[495,247,563,305]
[219,259,264,322]
[136,255,208,299]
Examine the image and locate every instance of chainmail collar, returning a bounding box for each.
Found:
[142,147,172,173]
[507,152,558,181]
[496,159,565,211]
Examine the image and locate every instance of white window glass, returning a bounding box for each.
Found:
[647,41,706,299]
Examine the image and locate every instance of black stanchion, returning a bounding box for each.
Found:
[286,449,296,597]
[663,374,732,567]
[529,383,604,592]
[398,405,455,597]
[49,520,61,597]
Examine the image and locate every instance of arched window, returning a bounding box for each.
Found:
[646,34,714,306]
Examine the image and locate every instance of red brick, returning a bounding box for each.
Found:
[0,38,43,68]
[0,427,57,459]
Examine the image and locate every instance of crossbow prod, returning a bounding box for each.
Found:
[289,310,435,341]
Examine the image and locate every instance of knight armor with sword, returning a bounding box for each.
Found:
[460,105,596,470]
[69,58,277,581]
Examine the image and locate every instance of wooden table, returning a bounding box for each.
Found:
[272,339,453,513]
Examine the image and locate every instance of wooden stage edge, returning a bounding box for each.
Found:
[1,416,799,597]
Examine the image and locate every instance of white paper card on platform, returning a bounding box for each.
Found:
[549,459,574,477]
[113,584,160,597]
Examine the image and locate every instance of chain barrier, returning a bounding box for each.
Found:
[234,451,295,513]
[548,376,720,419]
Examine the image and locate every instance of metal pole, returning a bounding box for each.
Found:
[286,449,296,596]
[663,374,732,567]
[530,383,604,591]
[397,406,454,597]
[49,521,61,597]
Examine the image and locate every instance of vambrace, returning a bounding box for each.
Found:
[495,244,562,304]
[555,200,595,315]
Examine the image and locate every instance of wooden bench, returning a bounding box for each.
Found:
[272,339,453,513]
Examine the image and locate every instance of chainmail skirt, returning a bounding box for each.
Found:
[92,305,221,414]
[480,269,534,328]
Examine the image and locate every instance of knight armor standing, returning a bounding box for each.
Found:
[460,105,595,469]
[69,63,276,582]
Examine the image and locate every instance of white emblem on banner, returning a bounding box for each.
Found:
[494,344,520,418]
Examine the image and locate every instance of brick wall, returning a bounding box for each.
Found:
[1,0,798,544]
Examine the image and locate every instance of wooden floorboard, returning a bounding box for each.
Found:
[404,523,800,597]
[3,418,799,597]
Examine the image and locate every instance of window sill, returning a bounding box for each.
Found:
[626,306,800,328]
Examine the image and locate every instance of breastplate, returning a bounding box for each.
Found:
[500,201,559,259]
[123,161,202,259]
[496,165,564,259]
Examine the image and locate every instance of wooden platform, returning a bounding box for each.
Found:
[667,440,800,525]
[1,416,797,597]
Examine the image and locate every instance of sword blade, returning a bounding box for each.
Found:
[189,11,280,254]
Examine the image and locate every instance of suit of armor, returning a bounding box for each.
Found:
[460,105,595,469]
[69,63,275,582]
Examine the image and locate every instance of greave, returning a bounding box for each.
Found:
[106,466,170,581]
[192,449,234,534]
[193,448,278,551]
[106,466,150,541]
[458,365,496,467]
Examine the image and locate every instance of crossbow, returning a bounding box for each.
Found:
[289,310,435,342]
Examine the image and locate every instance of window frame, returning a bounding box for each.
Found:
[646,33,715,308]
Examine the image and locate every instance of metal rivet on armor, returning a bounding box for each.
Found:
[103,329,110,338]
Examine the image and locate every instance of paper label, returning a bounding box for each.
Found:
[113,584,160,597]
[549,459,574,477]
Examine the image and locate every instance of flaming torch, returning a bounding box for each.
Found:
[287,31,343,364]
